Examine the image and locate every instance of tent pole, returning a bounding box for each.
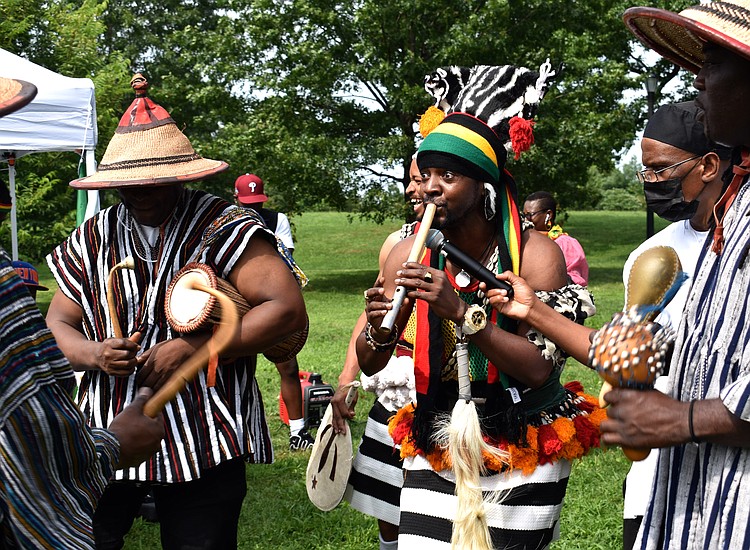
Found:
[84,149,99,222]
[8,159,17,261]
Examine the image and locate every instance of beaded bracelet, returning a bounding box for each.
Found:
[688,399,701,443]
[364,322,399,352]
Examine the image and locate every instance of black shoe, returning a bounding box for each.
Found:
[289,428,315,451]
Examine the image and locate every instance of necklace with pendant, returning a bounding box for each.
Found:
[455,270,472,288]
[455,233,495,288]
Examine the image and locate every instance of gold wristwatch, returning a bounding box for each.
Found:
[461,304,487,335]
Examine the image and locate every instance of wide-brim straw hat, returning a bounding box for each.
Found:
[71,74,227,189]
[0,77,38,118]
[624,1,750,74]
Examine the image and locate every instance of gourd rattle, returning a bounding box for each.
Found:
[589,246,685,461]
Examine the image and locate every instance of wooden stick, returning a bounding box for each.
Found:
[143,282,239,418]
[106,256,135,339]
[380,202,437,333]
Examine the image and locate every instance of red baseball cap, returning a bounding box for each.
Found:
[234,173,268,204]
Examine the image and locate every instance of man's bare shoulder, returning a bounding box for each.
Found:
[520,230,567,290]
[381,235,415,277]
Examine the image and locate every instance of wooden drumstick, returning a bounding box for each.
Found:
[379,202,437,333]
[143,282,239,418]
[106,256,135,339]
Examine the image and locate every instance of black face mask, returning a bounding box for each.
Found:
[643,178,699,222]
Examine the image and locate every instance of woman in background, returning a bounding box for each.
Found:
[524,191,588,285]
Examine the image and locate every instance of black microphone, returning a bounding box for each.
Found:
[425,229,514,298]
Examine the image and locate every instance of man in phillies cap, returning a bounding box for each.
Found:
[234,173,314,451]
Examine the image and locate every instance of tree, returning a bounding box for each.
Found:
[220,0,694,215]
[0,0,131,262]
[2,0,700,261]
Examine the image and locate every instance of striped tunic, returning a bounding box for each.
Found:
[345,400,404,525]
[639,177,750,549]
[400,455,568,549]
[0,248,119,548]
[47,189,274,484]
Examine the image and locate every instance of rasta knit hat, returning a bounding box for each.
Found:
[644,101,733,159]
[0,77,37,118]
[71,74,227,189]
[624,1,750,74]
[416,62,556,185]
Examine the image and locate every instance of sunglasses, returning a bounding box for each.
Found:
[522,210,546,220]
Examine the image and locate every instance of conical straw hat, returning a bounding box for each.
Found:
[0,77,37,118]
[624,1,750,74]
[71,74,227,189]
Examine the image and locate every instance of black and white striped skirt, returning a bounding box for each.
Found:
[398,454,570,549]
[344,401,403,526]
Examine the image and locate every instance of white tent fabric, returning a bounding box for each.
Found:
[0,48,97,156]
[0,48,98,260]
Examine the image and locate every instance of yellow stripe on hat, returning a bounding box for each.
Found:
[431,122,498,167]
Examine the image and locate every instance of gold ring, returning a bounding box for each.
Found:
[364,290,371,303]
[424,271,432,283]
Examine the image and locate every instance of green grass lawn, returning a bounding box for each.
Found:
[36,210,669,549]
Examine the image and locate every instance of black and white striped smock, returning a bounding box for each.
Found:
[399,455,569,549]
[47,189,274,484]
[344,400,404,526]
[638,176,750,549]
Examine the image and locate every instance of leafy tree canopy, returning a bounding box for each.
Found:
[1,0,696,260]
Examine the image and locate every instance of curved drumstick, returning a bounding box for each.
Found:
[143,282,239,418]
[106,256,135,338]
[379,202,437,333]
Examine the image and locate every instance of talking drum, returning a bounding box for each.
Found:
[165,262,308,362]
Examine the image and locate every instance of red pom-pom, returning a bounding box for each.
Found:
[537,423,562,460]
[508,116,535,160]
[564,380,584,394]
[573,415,600,449]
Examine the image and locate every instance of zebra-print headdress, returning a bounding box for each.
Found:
[417,61,555,184]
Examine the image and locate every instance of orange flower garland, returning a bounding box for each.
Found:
[388,382,605,476]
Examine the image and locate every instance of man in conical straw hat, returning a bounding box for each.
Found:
[0,76,164,549]
[596,2,750,548]
[356,63,602,549]
[46,74,307,549]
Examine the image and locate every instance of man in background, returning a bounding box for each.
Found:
[235,172,315,451]
[12,259,49,301]
[621,100,731,550]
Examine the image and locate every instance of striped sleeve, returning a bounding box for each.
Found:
[720,373,750,420]
[198,205,276,279]
[0,387,119,549]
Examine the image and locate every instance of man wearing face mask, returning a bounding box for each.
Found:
[620,100,731,550]
[623,101,731,329]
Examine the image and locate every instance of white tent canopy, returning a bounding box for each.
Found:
[0,48,99,260]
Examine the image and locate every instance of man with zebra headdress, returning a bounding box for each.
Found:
[356,63,603,549]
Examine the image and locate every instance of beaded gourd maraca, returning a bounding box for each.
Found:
[589,246,684,461]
